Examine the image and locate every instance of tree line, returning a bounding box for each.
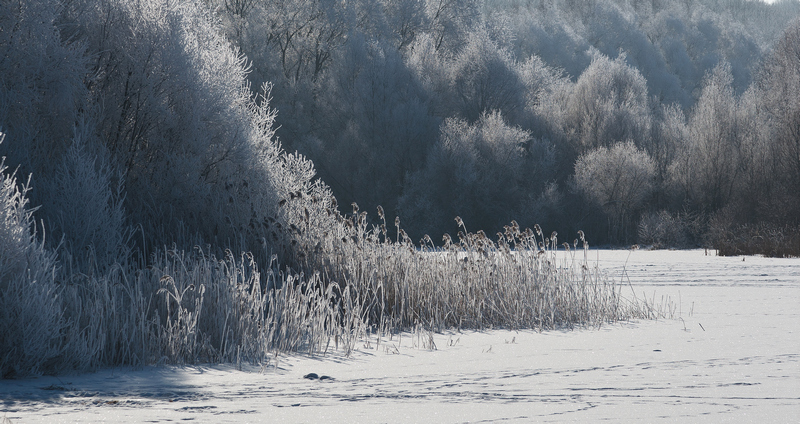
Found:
[206,0,800,246]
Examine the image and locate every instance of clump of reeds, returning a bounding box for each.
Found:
[301,205,660,335]
[68,246,369,370]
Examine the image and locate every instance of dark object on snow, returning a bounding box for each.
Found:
[303,373,334,381]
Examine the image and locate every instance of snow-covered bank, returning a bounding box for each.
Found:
[2,249,798,423]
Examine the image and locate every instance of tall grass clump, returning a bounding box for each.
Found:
[300,206,658,334]
[150,247,366,364]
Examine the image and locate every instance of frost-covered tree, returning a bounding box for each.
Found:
[562,52,652,156]
[400,112,554,238]
[405,32,453,111]
[0,0,339,263]
[647,103,687,207]
[406,26,529,126]
[60,0,336,255]
[574,141,656,242]
[423,0,481,52]
[40,122,131,272]
[383,0,428,50]
[506,2,590,80]
[754,18,800,223]
[305,34,437,220]
[447,29,528,123]
[242,0,350,82]
[0,0,89,178]
[671,63,743,212]
[583,1,687,107]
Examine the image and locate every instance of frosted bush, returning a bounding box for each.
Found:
[638,210,686,248]
[0,135,64,378]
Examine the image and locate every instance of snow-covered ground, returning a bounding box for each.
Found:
[2,249,798,423]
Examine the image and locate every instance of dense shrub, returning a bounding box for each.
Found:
[637,209,706,248]
[707,220,800,258]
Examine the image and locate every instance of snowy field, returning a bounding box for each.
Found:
[2,249,798,423]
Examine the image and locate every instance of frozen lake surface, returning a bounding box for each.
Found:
[2,249,798,423]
